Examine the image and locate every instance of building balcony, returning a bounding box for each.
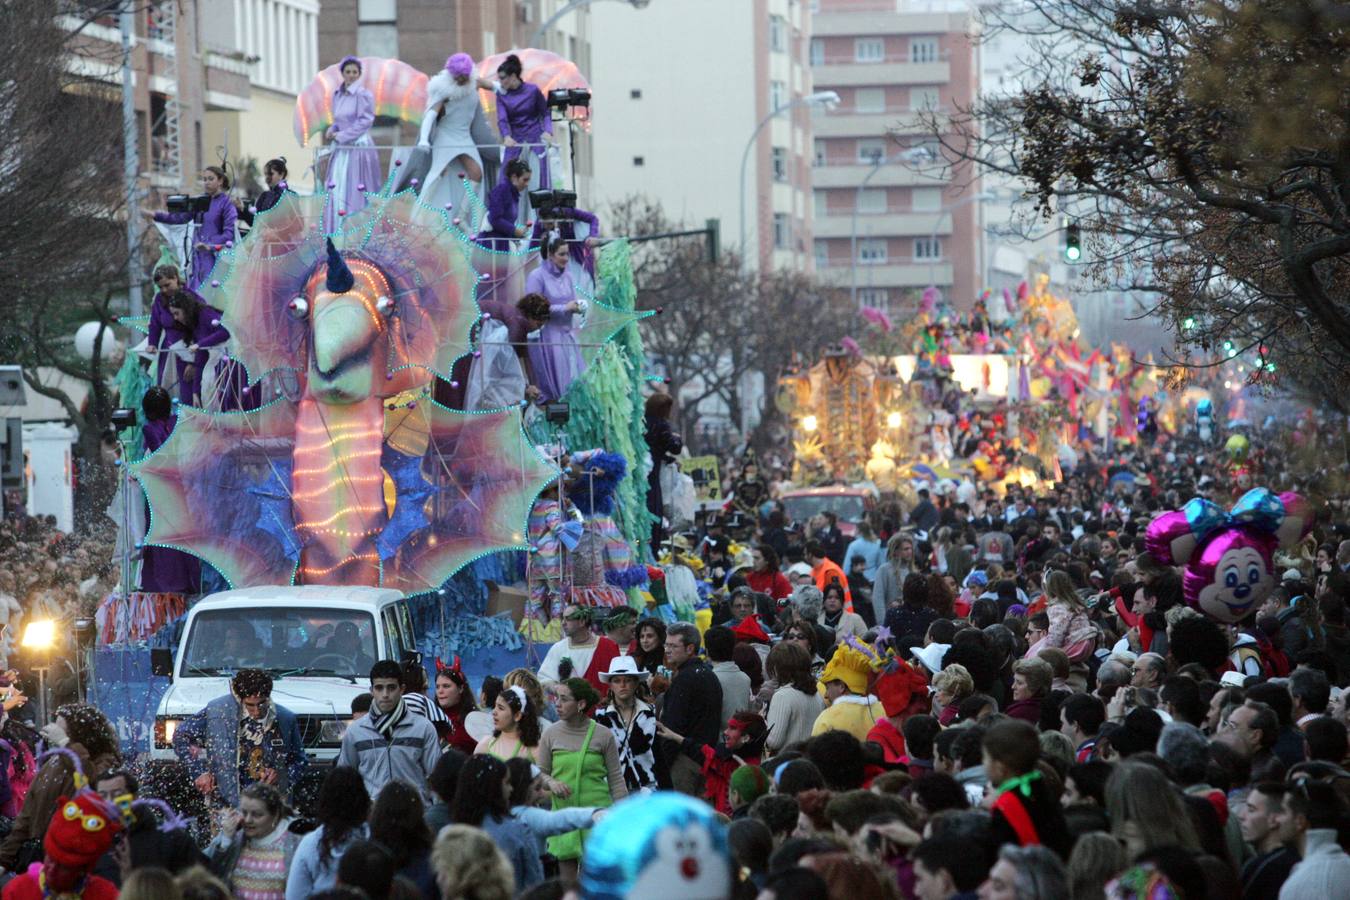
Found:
[811,60,950,88]
[810,162,948,188]
[818,261,954,288]
[812,108,935,138]
[812,11,965,37]
[814,212,954,239]
[204,50,253,110]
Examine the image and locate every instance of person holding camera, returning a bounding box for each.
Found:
[150,165,237,291]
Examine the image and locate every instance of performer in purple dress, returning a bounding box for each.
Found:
[476,158,532,251]
[520,238,585,402]
[146,263,197,388]
[138,387,201,594]
[324,56,380,232]
[152,166,237,290]
[530,206,600,293]
[165,292,230,406]
[495,54,552,191]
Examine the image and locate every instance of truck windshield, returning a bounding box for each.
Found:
[782,493,866,524]
[180,608,378,677]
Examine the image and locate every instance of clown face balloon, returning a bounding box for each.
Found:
[1145,488,1312,624]
[580,792,732,900]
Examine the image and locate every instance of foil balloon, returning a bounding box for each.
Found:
[1144,488,1313,623]
[579,792,732,900]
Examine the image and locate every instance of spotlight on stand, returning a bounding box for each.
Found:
[110,408,137,430]
[21,620,55,727]
[547,88,591,110]
[166,194,212,215]
[528,190,578,218]
[545,402,571,426]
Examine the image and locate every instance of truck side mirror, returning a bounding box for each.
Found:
[150,648,174,678]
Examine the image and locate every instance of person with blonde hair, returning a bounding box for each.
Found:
[175,867,232,900]
[120,868,182,900]
[1066,832,1126,900]
[504,667,550,720]
[931,663,973,725]
[431,824,515,900]
[1029,570,1097,690]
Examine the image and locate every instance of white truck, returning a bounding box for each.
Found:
[149,585,421,761]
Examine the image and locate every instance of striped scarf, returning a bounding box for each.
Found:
[374,697,408,741]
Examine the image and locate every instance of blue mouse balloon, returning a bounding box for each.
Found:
[580,792,733,900]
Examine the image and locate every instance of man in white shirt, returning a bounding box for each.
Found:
[538,604,601,690]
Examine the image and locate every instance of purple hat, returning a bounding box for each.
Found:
[338,55,361,73]
[445,52,475,77]
[1006,603,1027,618]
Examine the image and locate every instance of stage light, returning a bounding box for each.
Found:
[21,620,55,650]
[887,411,902,428]
[802,415,818,433]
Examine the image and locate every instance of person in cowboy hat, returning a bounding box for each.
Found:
[593,657,658,794]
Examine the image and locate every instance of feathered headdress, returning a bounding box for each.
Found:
[569,449,628,517]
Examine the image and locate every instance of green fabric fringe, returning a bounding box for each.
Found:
[115,352,149,459]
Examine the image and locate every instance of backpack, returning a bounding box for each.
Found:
[1239,632,1290,679]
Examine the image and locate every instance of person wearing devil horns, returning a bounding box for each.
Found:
[433,657,480,755]
[2,780,124,900]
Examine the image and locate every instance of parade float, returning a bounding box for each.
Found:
[94,52,655,750]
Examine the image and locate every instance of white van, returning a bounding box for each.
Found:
[150,585,420,761]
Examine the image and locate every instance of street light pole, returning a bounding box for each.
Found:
[530,0,652,50]
[739,90,839,270]
[850,147,932,308]
[120,6,143,318]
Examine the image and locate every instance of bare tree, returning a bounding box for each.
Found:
[607,195,850,454]
[0,1,139,524]
[924,0,1350,400]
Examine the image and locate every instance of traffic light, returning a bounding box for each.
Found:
[1064,222,1082,262]
[705,218,720,266]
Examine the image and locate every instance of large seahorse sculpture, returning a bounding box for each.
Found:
[131,188,643,592]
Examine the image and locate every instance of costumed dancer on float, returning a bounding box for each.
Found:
[137,387,201,594]
[236,157,288,228]
[495,53,553,207]
[150,166,236,291]
[163,290,230,408]
[146,257,202,393]
[323,56,380,232]
[523,237,586,402]
[530,206,601,295]
[417,53,486,222]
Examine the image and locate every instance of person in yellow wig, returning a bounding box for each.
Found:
[811,638,887,741]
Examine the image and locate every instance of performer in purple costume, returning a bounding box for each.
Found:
[495,53,552,190]
[521,237,585,402]
[530,206,600,291]
[165,292,230,406]
[138,387,201,593]
[152,166,237,290]
[324,56,380,232]
[146,263,198,387]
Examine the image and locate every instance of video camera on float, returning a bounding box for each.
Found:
[529,189,578,220]
[165,194,214,215]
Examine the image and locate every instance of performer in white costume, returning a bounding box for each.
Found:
[417,53,489,221]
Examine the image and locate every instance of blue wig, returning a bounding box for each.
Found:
[570,450,627,518]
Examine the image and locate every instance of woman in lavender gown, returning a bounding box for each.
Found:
[151,166,236,290]
[530,206,600,294]
[138,387,201,594]
[496,54,552,195]
[324,56,380,232]
[165,292,230,407]
[520,238,586,402]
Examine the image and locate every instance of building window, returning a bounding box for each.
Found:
[773,213,791,250]
[813,190,827,218]
[358,23,398,58]
[772,147,789,182]
[859,288,890,310]
[633,156,645,167]
[483,31,495,55]
[814,139,827,166]
[857,138,886,164]
[911,187,943,212]
[855,88,885,114]
[357,0,396,20]
[857,189,887,214]
[910,37,939,63]
[855,38,884,63]
[814,240,830,268]
[770,15,788,52]
[630,89,642,99]
[858,239,887,264]
[770,79,788,110]
[915,237,942,260]
[911,87,940,110]
[809,38,824,66]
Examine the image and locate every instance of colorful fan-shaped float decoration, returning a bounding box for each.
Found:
[130,182,653,592]
[294,56,428,147]
[476,49,593,129]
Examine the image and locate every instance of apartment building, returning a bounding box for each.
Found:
[810,0,981,311]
